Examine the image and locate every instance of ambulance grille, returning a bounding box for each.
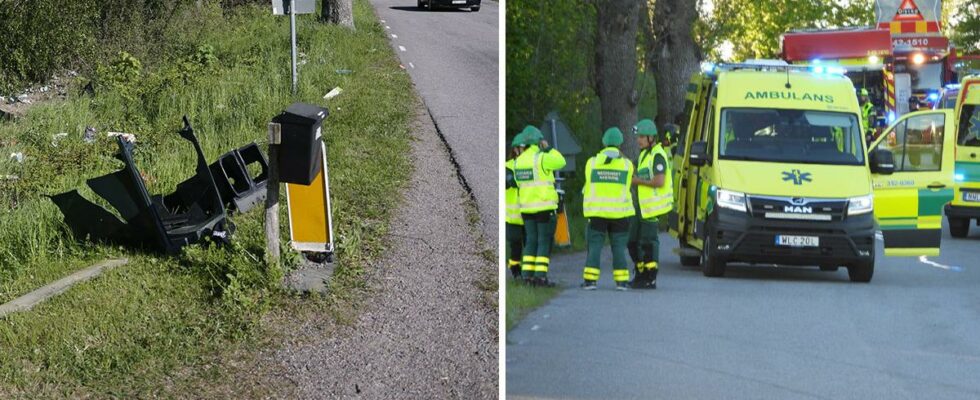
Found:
[747,195,846,222]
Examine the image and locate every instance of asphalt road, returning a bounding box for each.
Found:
[507,221,980,399]
[369,0,499,245]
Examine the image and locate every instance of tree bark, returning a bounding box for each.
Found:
[595,0,641,158]
[650,0,701,131]
[321,0,355,30]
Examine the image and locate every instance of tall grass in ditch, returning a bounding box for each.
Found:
[0,1,412,321]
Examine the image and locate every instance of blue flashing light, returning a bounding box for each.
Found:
[887,111,896,123]
[812,59,822,64]
[812,66,825,74]
[955,173,965,182]
[701,62,716,73]
[827,67,847,75]
[927,93,940,101]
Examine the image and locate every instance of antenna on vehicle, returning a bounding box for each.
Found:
[785,68,792,89]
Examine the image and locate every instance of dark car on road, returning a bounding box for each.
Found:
[418,0,480,12]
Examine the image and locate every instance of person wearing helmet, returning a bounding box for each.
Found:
[505,132,527,280]
[629,119,672,289]
[513,125,566,287]
[859,88,875,139]
[581,127,635,291]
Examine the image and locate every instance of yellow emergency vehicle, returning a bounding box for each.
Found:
[945,75,980,237]
[669,62,956,282]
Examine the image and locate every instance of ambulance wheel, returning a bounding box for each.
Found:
[701,233,726,277]
[948,216,969,238]
[680,254,700,267]
[847,252,875,283]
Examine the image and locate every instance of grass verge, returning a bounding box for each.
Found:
[505,277,559,332]
[0,0,414,397]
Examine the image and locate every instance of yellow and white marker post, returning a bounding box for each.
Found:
[285,142,335,258]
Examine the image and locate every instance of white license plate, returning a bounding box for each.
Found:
[775,235,819,247]
[452,0,465,3]
[964,192,980,202]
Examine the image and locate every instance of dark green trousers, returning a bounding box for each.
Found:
[522,211,556,279]
[583,217,630,283]
[506,223,524,278]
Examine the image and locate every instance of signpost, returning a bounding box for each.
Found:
[272,0,316,94]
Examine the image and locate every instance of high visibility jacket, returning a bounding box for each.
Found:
[861,102,875,133]
[514,145,566,213]
[582,147,635,219]
[505,159,523,225]
[636,144,673,219]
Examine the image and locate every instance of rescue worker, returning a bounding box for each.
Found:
[505,132,526,279]
[859,88,875,138]
[629,120,672,289]
[581,127,635,291]
[514,125,566,287]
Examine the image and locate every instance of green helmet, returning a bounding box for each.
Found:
[521,125,544,145]
[633,119,658,137]
[602,127,624,146]
[860,88,869,97]
[511,132,525,148]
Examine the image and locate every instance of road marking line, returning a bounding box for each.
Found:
[391,34,398,38]
[380,19,386,23]
[385,25,391,29]
[918,255,962,271]
[409,62,415,69]
[398,45,407,52]
[530,325,540,331]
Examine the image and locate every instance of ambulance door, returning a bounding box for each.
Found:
[670,75,706,238]
[869,110,956,256]
[688,85,717,248]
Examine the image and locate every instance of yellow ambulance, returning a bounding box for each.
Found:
[945,75,980,237]
[669,62,956,282]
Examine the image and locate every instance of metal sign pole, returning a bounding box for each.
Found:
[290,0,298,94]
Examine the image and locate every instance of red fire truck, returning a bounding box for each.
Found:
[780,0,960,127]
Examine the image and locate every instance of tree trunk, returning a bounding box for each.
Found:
[595,0,640,158]
[650,0,700,131]
[321,0,355,30]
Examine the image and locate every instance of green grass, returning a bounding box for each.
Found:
[505,277,560,332]
[0,0,415,397]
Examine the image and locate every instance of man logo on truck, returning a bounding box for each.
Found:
[784,205,814,214]
[782,169,812,185]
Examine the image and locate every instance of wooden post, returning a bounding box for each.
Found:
[265,123,282,268]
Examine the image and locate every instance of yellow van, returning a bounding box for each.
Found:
[669,62,956,282]
[945,75,980,237]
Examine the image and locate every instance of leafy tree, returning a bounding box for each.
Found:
[949,0,980,53]
[702,0,874,61]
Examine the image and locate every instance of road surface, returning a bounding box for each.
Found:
[370,0,499,245]
[507,221,980,399]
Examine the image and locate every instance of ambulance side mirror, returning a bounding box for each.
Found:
[689,141,708,167]
[869,148,895,175]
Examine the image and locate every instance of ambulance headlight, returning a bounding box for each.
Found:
[716,189,747,212]
[848,195,873,216]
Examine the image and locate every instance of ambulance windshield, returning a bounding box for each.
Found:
[718,108,865,165]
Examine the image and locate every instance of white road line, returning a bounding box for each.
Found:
[385,25,391,29]
[399,45,407,52]
[530,325,540,331]
[380,19,386,23]
[918,256,962,271]
[409,62,415,69]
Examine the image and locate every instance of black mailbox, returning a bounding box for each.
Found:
[273,102,329,185]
